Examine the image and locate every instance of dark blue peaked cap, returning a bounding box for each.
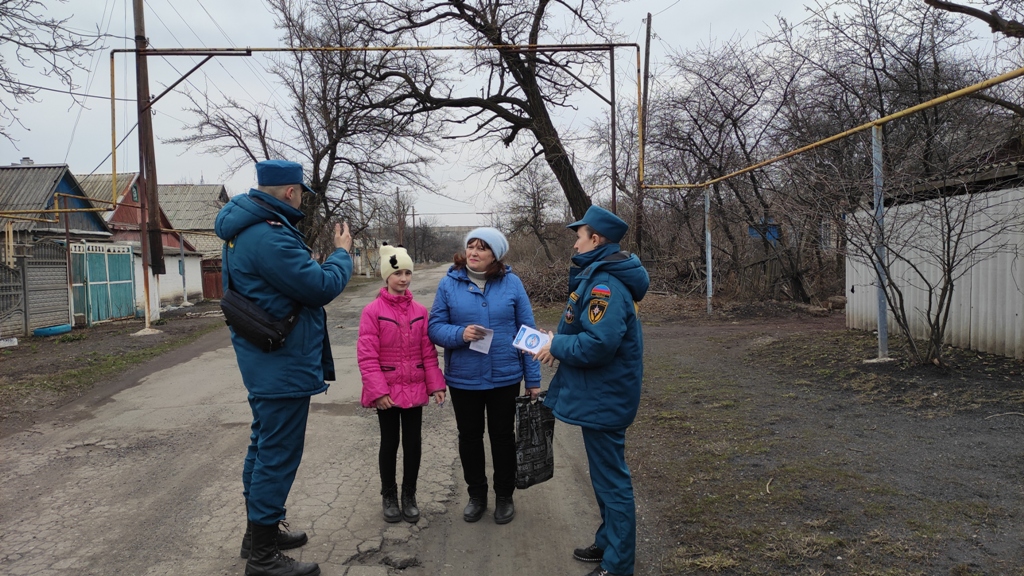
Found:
[255,159,316,195]
[567,205,628,243]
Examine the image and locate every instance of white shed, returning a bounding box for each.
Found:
[846,186,1024,359]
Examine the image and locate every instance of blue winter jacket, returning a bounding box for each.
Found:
[215,190,352,399]
[428,266,542,391]
[544,243,649,431]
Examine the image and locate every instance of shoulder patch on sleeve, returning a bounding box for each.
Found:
[591,284,611,299]
[588,299,608,324]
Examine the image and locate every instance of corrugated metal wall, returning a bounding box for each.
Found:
[847,187,1024,359]
[25,241,71,331]
[0,263,24,338]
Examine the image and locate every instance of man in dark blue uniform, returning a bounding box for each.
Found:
[534,205,649,576]
[216,160,352,576]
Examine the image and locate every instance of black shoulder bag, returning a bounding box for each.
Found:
[220,241,303,352]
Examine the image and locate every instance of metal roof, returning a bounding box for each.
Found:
[0,164,106,233]
[184,233,224,257]
[76,172,138,221]
[158,184,228,231]
[0,164,66,213]
[909,160,1024,196]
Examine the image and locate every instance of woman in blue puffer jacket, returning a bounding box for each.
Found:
[428,227,541,526]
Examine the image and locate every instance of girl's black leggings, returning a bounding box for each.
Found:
[376,405,423,493]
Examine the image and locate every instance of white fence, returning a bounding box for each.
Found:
[846,186,1024,360]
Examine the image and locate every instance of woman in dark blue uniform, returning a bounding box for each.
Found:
[534,206,649,576]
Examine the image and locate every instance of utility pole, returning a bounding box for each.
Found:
[132,0,161,327]
[395,187,404,245]
[410,206,416,262]
[609,46,617,214]
[635,12,652,257]
[356,170,365,276]
[133,0,165,277]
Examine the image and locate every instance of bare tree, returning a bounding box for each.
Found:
[331,0,625,220]
[496,162,564,263]
[0,0,100,141]
[846,176,1024,365]
[775,0,1024,363]
[923,0,1024,38]
[646,36,819,300]
[168,0,441,250]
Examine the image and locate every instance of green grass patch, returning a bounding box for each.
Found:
[55,332,87,343]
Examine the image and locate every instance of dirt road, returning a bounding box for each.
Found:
[0,264,601,576]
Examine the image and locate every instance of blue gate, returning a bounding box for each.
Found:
[70,244,135,325]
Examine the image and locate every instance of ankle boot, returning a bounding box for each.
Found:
[494,495,515,524]
[382,484,401,523]
[245,522,320,576]
[463,495,486,523]
[240,519,309,559]
[401,487,420,523]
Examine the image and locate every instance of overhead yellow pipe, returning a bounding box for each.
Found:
[645,64,1024,190]
[110,50,118,209]
[0,214,59,223]
[0,208,107,215]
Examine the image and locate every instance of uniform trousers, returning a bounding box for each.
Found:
[582,426,636,576]
[242,395,310,525]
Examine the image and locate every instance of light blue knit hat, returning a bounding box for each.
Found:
[465,227,509,260]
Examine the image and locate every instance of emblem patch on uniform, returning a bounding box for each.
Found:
[588,299,608,324]
[569,292,579,303]
[591,284,611,299]
[564,303,575,324]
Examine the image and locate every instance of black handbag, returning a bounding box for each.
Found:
[219,243,302,353]
[515,391,555,489]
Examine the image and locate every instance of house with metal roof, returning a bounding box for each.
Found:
[0,160,111,250]
[158,183,228,257]
[0,160,112,333]
[75,172,205,307]
[76,172,196,252]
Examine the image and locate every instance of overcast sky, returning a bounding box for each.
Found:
[1,0,815,226]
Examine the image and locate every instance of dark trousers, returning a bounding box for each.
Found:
[582,426,636,576]
[376,406,423,493]
[242,396,310,526]
[449,383,520,498]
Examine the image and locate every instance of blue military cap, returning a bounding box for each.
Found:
[255,159,316,195]
[567,205,628,243]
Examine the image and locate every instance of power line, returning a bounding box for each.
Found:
[5,79,135,102]
[88,123,139,175]
[65,0,121,163]
[191,0,289,107]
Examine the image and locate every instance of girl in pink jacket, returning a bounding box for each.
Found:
[357,244,446,524]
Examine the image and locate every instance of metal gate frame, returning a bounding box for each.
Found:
[70,243,136,326]
[0,261,24,338]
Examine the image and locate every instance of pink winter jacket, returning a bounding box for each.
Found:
[358,287,446,408]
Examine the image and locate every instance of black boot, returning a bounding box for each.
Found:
[401,487,420,523]
[245,522,320,576]
[382,484,401,523]
[240,519,308,559]
[494,495,515,524]
[463,495,486,523]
